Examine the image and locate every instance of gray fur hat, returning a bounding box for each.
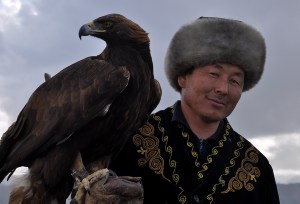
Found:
[164,17,266,92]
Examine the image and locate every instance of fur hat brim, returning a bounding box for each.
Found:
[164,17,266,92]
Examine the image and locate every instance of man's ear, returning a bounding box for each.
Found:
[177,75,186,89]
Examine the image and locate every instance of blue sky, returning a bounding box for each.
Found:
[0,0,300,184]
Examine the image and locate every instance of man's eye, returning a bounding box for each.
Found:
[209,72,219,77]
[230,79,240,86]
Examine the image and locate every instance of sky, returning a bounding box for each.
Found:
[0,0,300,185]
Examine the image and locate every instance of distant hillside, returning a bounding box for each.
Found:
[0,183,299,203]
[0,184,11,204]
[277,183,300,204]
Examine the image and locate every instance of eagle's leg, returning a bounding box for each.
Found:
[72,168,118,204]
[71,152,90,192]
[71,156,117,203]
[86,156,116,185]
[82,168,116,187]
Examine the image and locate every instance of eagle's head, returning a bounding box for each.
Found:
[79,14,149,45]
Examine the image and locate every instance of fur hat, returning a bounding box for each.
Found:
[164,17,266,92]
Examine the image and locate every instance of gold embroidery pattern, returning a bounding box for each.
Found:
[133,121,168,180]
[178,124,200,168]
[197,123,231,180]
[178,187,187,204]
[207,136,245,203]
[222,146,260,193]
[153,110,187,204]
[154,115,180,184]
[132,106,188,204]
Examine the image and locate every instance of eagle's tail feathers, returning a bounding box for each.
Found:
[8,173,59,204]
[8,173,33,203]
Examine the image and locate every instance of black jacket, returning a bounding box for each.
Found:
[110,102,280,204]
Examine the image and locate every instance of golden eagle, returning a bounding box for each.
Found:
[0,13,161,203]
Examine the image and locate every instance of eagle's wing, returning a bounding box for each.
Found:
[148,79,162,114]
[0,57,130,169]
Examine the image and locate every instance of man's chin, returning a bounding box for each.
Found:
[201,111,229,123]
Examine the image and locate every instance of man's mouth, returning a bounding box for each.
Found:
[207,97,227,106]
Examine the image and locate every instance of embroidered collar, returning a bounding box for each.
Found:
[171,100,224,142]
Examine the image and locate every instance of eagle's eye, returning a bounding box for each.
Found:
[103,21,114,29]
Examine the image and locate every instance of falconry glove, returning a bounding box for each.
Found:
[71,169,144,204]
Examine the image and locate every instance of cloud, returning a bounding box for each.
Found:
[0,107,10,136]
[0,0,22,32]
[249,136,277,159]
[274,169,300,184]
[250,133,300,183]
[0,0,39,32]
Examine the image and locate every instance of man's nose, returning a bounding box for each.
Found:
[214,79,229,95]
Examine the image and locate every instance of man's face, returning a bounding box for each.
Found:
[178,63,244,123]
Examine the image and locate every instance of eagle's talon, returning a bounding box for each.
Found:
[74,168,112,195]
[81,177,91,193]
[101,169,116,184]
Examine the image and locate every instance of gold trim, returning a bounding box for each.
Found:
[207,135,245,203]
[178,123,201,168]
[133,121,168,180]
[153,109,188,203]
[132,108,188,203]
[222,146,260,193]
[197,123,231,180]
[178,187,187,204]
[154,115,180,184]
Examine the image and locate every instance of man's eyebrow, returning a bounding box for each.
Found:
[214,63,244,77]
[213,63,223,70]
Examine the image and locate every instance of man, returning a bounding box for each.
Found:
[110,17,280,204]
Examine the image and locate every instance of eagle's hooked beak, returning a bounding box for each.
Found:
[78,22,106,40]
[79,23,92,40]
